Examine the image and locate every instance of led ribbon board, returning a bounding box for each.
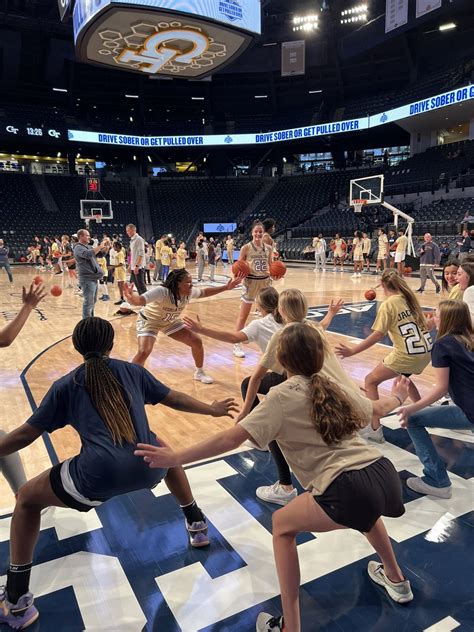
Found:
[73,0,260,78]
[68,84,474,147]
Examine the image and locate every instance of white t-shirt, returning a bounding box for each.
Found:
[463,286,474,324]
[241,313,282,353]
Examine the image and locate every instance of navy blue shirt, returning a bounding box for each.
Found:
[27,359,170,500]
[431,335,474,423]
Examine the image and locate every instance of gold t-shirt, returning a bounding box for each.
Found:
[378,234,388,256]
[362,237,371,254]
[372,294,432,374]
[448,284,463,300]
[395,236,408,254]
[240,375,381,496]
[176,247,187,269]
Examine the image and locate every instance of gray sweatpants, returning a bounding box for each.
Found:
[197,259,205,280]
[420,265,440,290]
[314,252,326,270]
[0,429,27,494]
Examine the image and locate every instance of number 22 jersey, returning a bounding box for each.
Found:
[372,294,432,374]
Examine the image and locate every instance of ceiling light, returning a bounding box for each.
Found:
[255,95,268,99]
[263,42,277,47]
[439,22,456,31]
[76,153,81,158]
[147,155,152,163]
[309,89,323,94]
[125,94,139,98]
[133,155,137,161]
[57,152,61,157]
[52,88,67,93]
[191,97,204,100]
[129,116,133,122]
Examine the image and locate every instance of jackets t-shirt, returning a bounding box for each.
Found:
[27,359,169,501]
[240,375,381,495]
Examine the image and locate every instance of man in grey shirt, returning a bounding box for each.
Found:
[126,223,147,294]
[416,233,441,294]
[73,229,110,319]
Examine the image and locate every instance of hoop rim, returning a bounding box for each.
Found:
[351,199,369,205]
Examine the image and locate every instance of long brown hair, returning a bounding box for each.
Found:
[437,300,474,351]
[276,323,365,445]
[256,286,283,324]
[460,261,474,288]
[72,317,136,445]
[381,269,425,330]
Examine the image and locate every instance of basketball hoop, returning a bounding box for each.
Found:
[93,215,102,224]
[352,199,368,214]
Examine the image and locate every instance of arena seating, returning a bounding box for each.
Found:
[148,177,264,243]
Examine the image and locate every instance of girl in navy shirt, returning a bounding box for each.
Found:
[0,317,237,630]
[397,300,474,498]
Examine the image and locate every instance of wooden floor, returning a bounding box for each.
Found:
[0,263,442,510]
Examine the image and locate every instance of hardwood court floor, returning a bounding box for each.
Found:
[0,263,443,510]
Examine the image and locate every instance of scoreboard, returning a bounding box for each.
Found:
[2,122,64,140]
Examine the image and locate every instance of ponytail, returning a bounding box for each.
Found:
[381,270,426,330]
[72,317,136,446]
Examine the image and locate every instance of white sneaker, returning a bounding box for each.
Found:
[357,273,362,278]
[256,613,284,632]
[233,343,245,358]
[406,476,452,499]
[367,562,413,603]
[359,424,385,443]
[351,273,358,278]
[243,439,269,452]
[193,369,214,384]
[256,481,297,506]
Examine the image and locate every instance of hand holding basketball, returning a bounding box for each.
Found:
[270,260,286,279]
[232,260,250,278]
[364,289,376,301]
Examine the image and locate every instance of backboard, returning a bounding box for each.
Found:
[349,174,384,206]
[80,199,113,220]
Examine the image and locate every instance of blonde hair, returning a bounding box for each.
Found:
[381,269,425,330]
[276,323,364,445]
[437,300,474,351]
[256,286,283,324]
[278,289,308,324]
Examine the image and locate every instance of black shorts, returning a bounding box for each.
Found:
[314,457,404,532]
[50,463,94,512]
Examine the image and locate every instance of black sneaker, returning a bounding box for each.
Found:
[416,288,424,293]
[256,613,284,631]
[436,286,441,294]
[114,300,124,305]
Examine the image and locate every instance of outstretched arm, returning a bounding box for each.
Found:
[0,424,42,458]
[319,299,344,330]
[122,283,146,307]
[161,390,239,418]
[135,425,250,468]
[336,330,384,358]
[182,315,248,344]
[0,283,47,347]
[235,364,268,422]
[200,274,245,298]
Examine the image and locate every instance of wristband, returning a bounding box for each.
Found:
[393,394,403,406]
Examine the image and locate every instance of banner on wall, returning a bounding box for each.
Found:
[385,0,408,33]
[416,0,442,18]
[68,85,474,148]
[281,41,305,77]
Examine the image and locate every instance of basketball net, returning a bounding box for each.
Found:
[352,199,367,214]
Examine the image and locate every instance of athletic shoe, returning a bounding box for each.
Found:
[357,273,362,278]
[256,481,297,506]
[233,343,245,358]
[256,613,284,631]
[351,273,358,278]
[432,395,451,406]
[436,286,441,294]
[406,477,452,499]
[114,299,124,305]
[186,520,210,548]
[367,562,413,603]
[0,587,39,629]
[100,295,110,301]
[416,288,424,293]
[193,369,214,384]
[359,424,385,443]
[243,439,269,452]
[10,283,15,289]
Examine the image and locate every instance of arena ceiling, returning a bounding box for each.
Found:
[0,1,472,126]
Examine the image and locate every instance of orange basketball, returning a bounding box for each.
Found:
[50,285,63,297]
[232,260,251,278]
[53,251,61,258]
[341,242,347,251]
[404,266,413,274]
[270,260,287,278]
[149,263,156,269]
[364,289,376,301]
[33,275,43,285]
[330,244,336,251]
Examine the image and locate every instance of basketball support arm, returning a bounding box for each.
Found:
[382,201,415,257]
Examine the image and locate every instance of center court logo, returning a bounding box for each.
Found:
[219,0,243,22]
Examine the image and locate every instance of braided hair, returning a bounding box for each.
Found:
[72,317,136,446]
[162,268,190,306]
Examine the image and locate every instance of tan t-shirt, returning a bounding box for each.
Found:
[240,375,381,495]
[362,237,371,254]
[395,235,408,254]
[142,287,202,323]
[260,323,373,421]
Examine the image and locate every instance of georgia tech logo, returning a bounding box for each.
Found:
[117,29,209,75]
[48,129,61,138]
[6,125,19,134]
